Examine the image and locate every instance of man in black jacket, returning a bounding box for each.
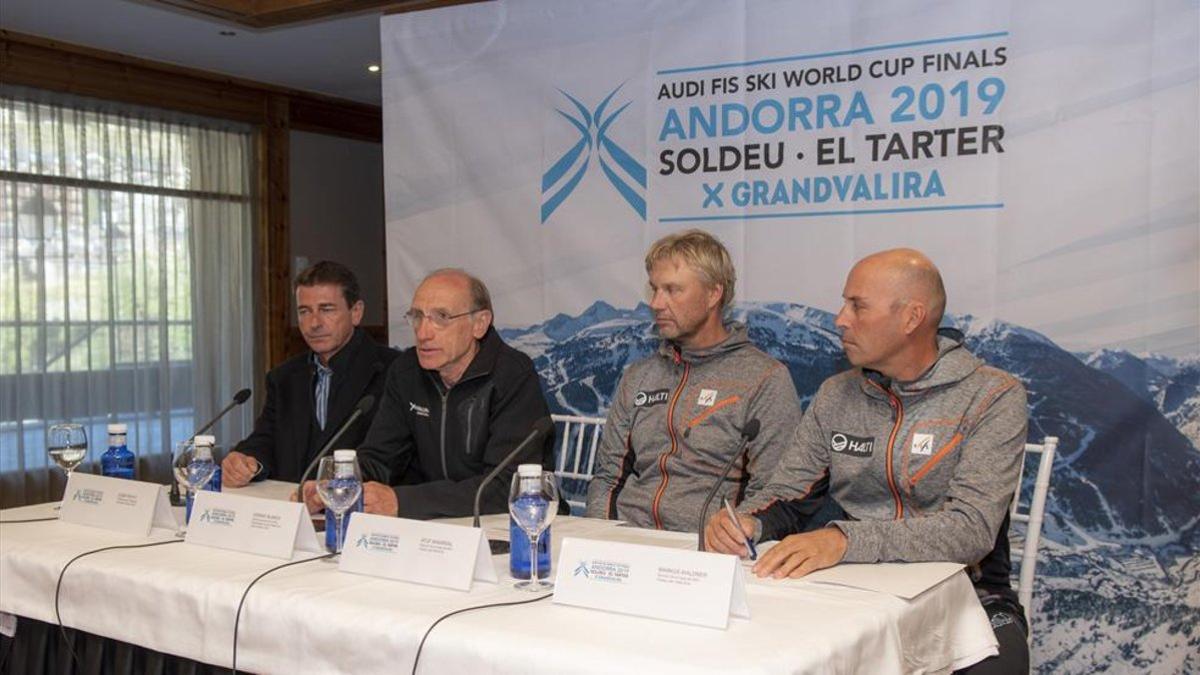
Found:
[305,268,553,519]
[223,261,398,485]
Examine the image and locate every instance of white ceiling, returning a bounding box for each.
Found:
[0,0,385,104]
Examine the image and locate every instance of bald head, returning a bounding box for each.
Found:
[853,248,946,329]
[420,268,493,315]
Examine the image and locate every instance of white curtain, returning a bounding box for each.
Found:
[0,86,255,507]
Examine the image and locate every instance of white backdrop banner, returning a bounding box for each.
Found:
[382,2,1199,671]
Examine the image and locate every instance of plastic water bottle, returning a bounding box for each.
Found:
[510,464,551,580]
[185,436,219,522]
[325,450,363,553]
[100,423,135,479]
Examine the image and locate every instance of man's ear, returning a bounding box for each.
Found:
[471,309,493,340]
[350,300,365,326]
[902,301,927,336]
[707,284,724,313]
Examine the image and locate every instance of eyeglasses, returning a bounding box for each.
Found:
[404,308,480,328]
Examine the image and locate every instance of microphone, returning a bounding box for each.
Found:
[170,388,252,505]
[296,394,377,491]
[697,418,761,552]
[473,417,554,528]
[192,388,253,439]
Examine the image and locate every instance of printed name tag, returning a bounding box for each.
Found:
[553,537,750,629]
[59,473,177,537]
[185,491,322,559]
[338,514,498,591]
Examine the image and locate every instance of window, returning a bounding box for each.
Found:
[0,87,255,500]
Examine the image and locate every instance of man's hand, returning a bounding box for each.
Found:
[221,451,260,488]
[704,509,758,557]
[362,482,399,517]
[752,527,848,578]
[296,480,324,514]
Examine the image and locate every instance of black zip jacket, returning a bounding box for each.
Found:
[235,328,397,482]
[356,327,554,519]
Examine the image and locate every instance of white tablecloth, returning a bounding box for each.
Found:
[0,482,997,674]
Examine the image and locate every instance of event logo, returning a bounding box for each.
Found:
[542,84,646,222]
[572,559,629,584]
[71,488,103,505]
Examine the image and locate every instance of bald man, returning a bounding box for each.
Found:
[707,249,1030,673]
[330,269,553,519]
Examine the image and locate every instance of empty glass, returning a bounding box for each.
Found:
[508,470,559,592]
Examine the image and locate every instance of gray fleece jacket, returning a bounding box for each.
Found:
[585,322,802,531]
[743,335,1028,566]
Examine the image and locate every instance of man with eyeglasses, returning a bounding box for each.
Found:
[223,261,398,486]
[317,268,553,519]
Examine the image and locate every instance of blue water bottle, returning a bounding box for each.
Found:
[100,423,135,479]
[509,464,551,580]
[325,450,364,553]
[185,435,220,522]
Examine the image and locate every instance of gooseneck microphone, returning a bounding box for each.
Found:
[472,417,555,528]
[192,388,252,439]
[696,418,761,552]
[296,394,377,491]
[171,388,253,504]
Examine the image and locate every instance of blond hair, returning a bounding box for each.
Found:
[644,229,736,311]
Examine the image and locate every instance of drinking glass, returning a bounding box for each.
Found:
[172,439,217,535]
[509,471,559,592]
[47,423,88,508]
[315,456,362,555]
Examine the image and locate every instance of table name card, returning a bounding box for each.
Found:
[553,537,750,629]
[185,490,322,559]
[59,473,177,537]
[339,514,497,591]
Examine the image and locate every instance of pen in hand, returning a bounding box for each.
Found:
[722,497,758,560]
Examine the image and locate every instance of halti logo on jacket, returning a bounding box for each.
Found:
[409,401,431,418]
[830,432,874,456]
[634,389,670,407]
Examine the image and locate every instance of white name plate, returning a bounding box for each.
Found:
[185,490,322,559]
[553,537,750,629]
[59,473,177,537]
[339,514,498,591]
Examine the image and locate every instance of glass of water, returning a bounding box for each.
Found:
[509,470,560,592]
[47,423,88,507]
[316,455,362,556]
[172,439,217,535]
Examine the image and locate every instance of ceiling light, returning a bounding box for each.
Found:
[367,64,381,73]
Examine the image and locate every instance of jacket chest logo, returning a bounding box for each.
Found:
[696,389,718,407]
[634,389,670,407]
[830,432,874,456]
[911,433,935,456]
[409,401,431,418]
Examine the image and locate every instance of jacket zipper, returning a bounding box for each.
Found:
[465,404,474,455]
[650,356,690,529]
[868,378,906,519]
[438,388,450,480]
[883,390,905,519]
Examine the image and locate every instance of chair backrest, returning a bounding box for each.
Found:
[550,414,606,514]
[1008,435,1058,635]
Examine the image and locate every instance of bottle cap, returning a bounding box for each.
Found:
[107,423,127,434]
[194,435,216,447]
[333,449,357,462]
[517,463,542,477]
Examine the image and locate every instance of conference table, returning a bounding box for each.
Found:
[0,480,998,674]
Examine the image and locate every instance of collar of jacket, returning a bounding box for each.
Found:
[860,329,983,399]
[421,325,503,389]
[656,320,751,365]
[311,327,368,373]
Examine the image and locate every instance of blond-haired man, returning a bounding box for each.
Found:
[585,229,802,531]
